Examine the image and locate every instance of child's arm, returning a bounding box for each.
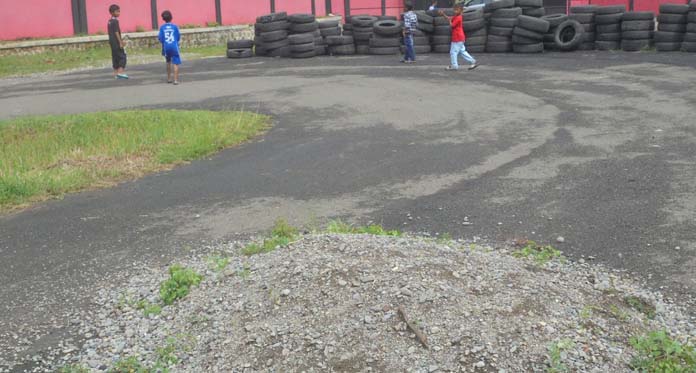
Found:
[158,26,164,44]
[115,20,125,48]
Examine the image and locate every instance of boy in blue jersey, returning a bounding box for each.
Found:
[158,10,181,84]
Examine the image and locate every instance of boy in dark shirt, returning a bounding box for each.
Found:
[158,10,182,84]
[108,4,128,79]
[440,4,478,71]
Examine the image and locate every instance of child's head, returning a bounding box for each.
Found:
[453,3,463,14]
[161,10,173,22]
[109,4,120,17]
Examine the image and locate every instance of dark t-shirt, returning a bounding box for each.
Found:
[108,17,121,49]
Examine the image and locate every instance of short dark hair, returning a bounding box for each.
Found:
[161,10,173,22]
[453,3,463,9]
[109,4,120,13]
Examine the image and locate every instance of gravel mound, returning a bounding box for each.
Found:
[55,235,695,372]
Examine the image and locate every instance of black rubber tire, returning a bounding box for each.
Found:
[684,32,696,42]
[577,42,595,50]
[689,12,696,23]
[621,30,653,39]
[417,23,435,33]
[353,26,373,33]
[655,42,682,51]
[487,34,511,42]
[543,32,556,42]
[485,0,516,11]
[320,27,341,37]
[369,37,400,47]
[513,26,544,39]
[464,18,487,32]
[596,32,621,41]
[266,45,291,57]
[596,23,621,33]
[351,15,378,27]
[314,45,327,55]
[658,13,687,23]
[621,20,655,31]
[569,13,594,23]
[658,23,687,33]
[288,33,314,44]
[353,31,373,41]
[400,45,432,54]
[659,4,689,14]
[318,19,340,28]
[256,20,289,33]
[261,30,288,42]
[227,39,254,49]
[595,5,626,14]
[622,11,655,21]
[431,35,452,44]
[256,12,288,24]
[570,5,598,13]
[523,8,546,17]
[314,36,324,44]
[516,0,543,7]
[595,40,620,50]
[369,46,401,55]
[434,25,452,35]
[517,15,551,33]
[432,44,452,53]
[291,50,316,58]
[493,7,523,18]
[463,8,484,21]
[544,41,557,49]
[467,35,488,45]
[554,19,585,51]
[689,23,696,32]
[486,41,513,52]
[467,44,486,53]
[325,35,353,45]
[491,18,518,27]
[289,22,318,33]
[681,41,696,52]
[413,36,430,45]
[621,38,651,51]
[226,48,253,58]
[583,32,596,42]
[329,44,356,55]
[542,14,568,27]
[415,11,434,24]
[288,14,316,24]
[654,31,685,42]
[263,38,291,50]
[469,27,488,37]
[433,16,450,26]
[343,23,353,30]
[355,44,371,54]
[596,13,624,25]
[374,20,402,36]
[489,26,515,36]
[290,42,315,53]
[512,34,541,44]
[513,42,544,52]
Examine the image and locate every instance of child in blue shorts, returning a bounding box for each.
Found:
[158,10,181,84]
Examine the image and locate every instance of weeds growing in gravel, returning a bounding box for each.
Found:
[624,295,656,320]
[630,330,696,372]
[325,219,401,236]
[512,240,563,265]
[206,255,230,272]
[242,219,298,256]
[109,356,146,372]
[159,265,203,305]
[58,364,89,373]
[436,232,453,245]
[546,338,574,372]
[135,300,162,317]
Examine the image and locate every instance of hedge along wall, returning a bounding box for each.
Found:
[221,0,272,25]
[86,0,152,34]
[1,0,75,40]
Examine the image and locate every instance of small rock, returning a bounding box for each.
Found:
[281,289,291,297]
[428,365,439,372]
[338,280,348,287]
[556,236,565,243]
[474,361,486,369]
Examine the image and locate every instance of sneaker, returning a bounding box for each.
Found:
[173,80,180,85]
[167,80,173,84]
[468,63,479,70]
[445,66,459,71]
[116,74,129,79]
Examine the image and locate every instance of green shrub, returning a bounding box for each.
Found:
[512,240,563,264]
[159,265,203,305]
[630,330,696,372]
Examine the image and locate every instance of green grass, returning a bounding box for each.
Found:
[242,219,298,256]
[206,255,230,273]
[625,295,657,320]
[630,330,696,372]
[546,338,574,372]
[512,240,563,265]
[135,300,162,317]
[0,110,268,211]
[325,219,401,236]
[58,365,90,373]
[0,45,226,78]
[159,265,203,305]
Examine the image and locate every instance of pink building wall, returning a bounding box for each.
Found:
[274,0,313,14]
[0,0,74,40]
[220,0,271,25]
[157,0,217,27]
[86,0,152,34]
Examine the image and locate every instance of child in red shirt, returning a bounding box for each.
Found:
[440,4,478,71]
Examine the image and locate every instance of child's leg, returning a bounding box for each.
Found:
[458,43,476,65]
[167,62,172,81]
[449,42,461,69]
[173,64,179,82]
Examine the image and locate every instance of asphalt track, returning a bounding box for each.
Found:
[1,51,695,370]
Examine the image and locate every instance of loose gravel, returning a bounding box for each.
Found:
[3,234,696,372]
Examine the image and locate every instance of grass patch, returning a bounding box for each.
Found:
[630,330,696,372]
[135,300,162,317]
[0,45,226,78]
[0,110,268,211]
[625,295,657,320]
[58,365,90,373]
[206,255,230,273]
[512,240,563,265]
[325,219,401,236]
[159,265,203,305]
[242,219,298,256]
[546,338,574,373]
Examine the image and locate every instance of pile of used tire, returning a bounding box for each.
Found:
[486,0,519,53]
[326,34,356,55]
[620,11,654,51]
[370,20,403,55]
[287,14,320,58]
[595,5,626,50]
[512,14,550,53]
[462,7,488,53]
[350,15,379,54]
[541,14,568,50]
[655,3,689,51]
[254,12,290,57]
[569,5,597,50]
[318,19,341,55]
[428,9,451,53]
[226,39,254,58]
[683,2,696,52]
[517,0,545,17]
[551,17,586,51]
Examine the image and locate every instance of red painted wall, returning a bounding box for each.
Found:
[220,0,271,24]
[157,0,216,27]
[274,0,313,14]
[330,0,346,17]
[0,0,74,40]
[86,0,153,34]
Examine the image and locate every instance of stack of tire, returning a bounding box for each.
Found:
[569,5,597,50]
[255,12,290,57]
[683,2,696,52]
[512,14,550,53]
[552,18,586,51]
[620,11,654,51]
[400,23,432,55]
[226,39,254,58]
[343,19,354,36]
[655,3,689,52]
[326,35,356,55]
[369,20,403,55]
[595,5,626,50]
[486,0,520,53]
[517,0,545,17]
[318,19,342,56]
[463,7,488,53]
[541,14,568,50]
[429,13,452,53]
[288,14,320,58]
[351,15,379,54]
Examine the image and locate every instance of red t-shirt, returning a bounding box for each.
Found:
[450,14,466,42]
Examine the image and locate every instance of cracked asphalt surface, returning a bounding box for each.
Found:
[1,51,695,371]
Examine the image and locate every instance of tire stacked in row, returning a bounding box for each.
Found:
[463,7,488,53]
[517,0,545,17]
[351,15,379,54]
[552,18,586,51]
[486,1,521,53]
[595,5,626,50]
[370,20,402,55]
[326,35,356,55]
[569,5,597,50]
[318,19,342,56]
[411,11,439,53]
[288,14,319,58]
[431,12,452,53]
[401,21,432,55]
[255,12,290,57]
[512,14,550,53]
[227,39,254,58]
[621,11,655,51]
[655,3,689,52]
[541,14,568,50]
[683,2,696,52]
